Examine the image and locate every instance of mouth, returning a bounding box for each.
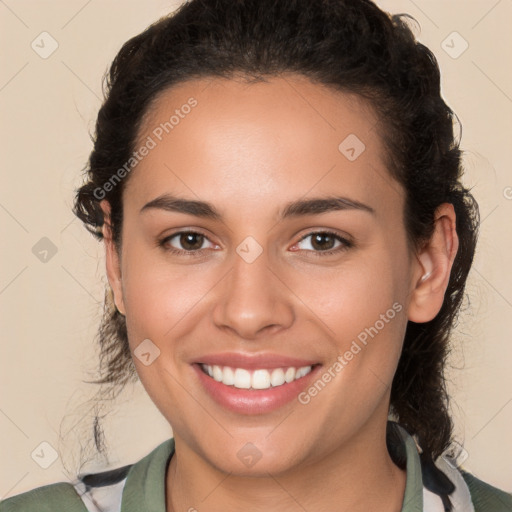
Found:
[200,363,314,390]
[192,354,321,414]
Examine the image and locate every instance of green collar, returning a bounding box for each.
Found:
[399,424,424,511]
[120,438,175,511]
[119,426,424,511]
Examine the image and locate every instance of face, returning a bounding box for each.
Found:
[102,75,450,476]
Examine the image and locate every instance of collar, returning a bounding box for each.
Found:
[119,437,174,511]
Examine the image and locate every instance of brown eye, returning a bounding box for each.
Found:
[296,231,351,253]
[161,231,215,254]
[310,233,337,251]
[178,232,205,251]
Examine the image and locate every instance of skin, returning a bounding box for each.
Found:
[101,75,458,512]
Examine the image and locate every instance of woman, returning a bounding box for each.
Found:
[1,0,510,511]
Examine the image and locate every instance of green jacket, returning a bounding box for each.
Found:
[1,428,511,511]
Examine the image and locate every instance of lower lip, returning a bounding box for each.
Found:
[192,364,321,415]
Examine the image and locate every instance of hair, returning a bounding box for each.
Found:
[73,0,479,490]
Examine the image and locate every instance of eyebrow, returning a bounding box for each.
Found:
[140,193,375,220]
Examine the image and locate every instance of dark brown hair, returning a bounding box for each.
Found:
[73,0,479,479]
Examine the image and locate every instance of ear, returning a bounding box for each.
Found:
[408,203,459,323]
[100,200,126,316]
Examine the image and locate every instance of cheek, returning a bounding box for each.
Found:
[284,261,407,445]
[118,248,211,420]
[120,246,215,342]
[290,252,404,339]
[292,241,409,391]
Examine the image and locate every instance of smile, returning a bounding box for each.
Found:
[193,354,321,414]
[201,364,313,390]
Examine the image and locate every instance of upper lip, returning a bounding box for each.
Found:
[195,352,319,370]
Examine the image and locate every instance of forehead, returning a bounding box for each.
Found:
[126,75,402,218]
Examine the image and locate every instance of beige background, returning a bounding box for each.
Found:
[1,0,511,499]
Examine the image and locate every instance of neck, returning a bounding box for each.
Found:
[166,420,407,512]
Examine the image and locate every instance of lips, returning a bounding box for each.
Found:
[192,353,321,414]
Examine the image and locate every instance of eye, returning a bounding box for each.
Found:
[159,231,217,255]
[158,229,352,258]
[292,230,352,256]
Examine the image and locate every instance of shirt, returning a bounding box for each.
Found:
[1,424,511,511]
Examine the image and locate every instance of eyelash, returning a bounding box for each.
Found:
[158,229,353,258]
[295,229,353,257]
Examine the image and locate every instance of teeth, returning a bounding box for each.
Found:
[212,365,223,382]
[223,366,235,385]
[270,368,285,387]
[252,369,271,390]
[234,368,251,389]
[285,367,295,383]
[201,364,313,390]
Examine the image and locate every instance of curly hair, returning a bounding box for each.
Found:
[73,0,479,474]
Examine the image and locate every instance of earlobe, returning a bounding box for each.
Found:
[408,204,459,324]
[100,200,126,316]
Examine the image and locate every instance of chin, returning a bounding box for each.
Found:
[196,436,307,477]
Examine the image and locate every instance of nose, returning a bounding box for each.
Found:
[212,247,295,340]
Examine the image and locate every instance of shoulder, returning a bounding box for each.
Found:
[0,464,132,512]
[0,482,88,512]
[0,438,175,512]
[461,471,512,512]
